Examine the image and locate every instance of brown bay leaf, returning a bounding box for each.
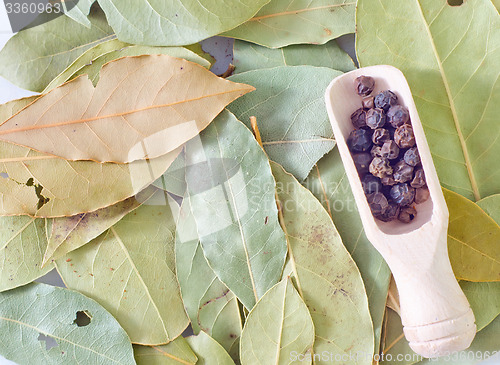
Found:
[0,96,180,217]
[42,186,158,266]
[0,55,254,163]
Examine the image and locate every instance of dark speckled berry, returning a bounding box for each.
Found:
[393,160,414,183]
[411,168,426,188]
[387,105,410,128]
[367,192,388,216]
[351,108,367,129]
[371,145,383,158]
[362,175,382,194]
[369,157,393,178]
[398,206,417,223]
[366,108,386,129]
[390,183,415,206]
[404,147,421,166]
[352,153,372,175]
[374,90,398,111]
[394,124,416,148]
[377,202,400,222]
[355,75,375,96]
[380,140,399,160]
[348,129,372,152]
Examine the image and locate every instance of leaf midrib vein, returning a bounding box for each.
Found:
[0,315,122,363]
[249,3,356,21]
[414,0,480,200]
[0,88,252,136]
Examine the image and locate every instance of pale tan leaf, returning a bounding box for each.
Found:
[0,55,254,163]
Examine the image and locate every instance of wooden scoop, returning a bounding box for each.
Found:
[325,65,476,358]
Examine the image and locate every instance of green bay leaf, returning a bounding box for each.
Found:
[42,186,157,266]
[304,149,391,354]
[233,39,356,74]
[228,66,342,181]
[184,110,287,310]
[153,151,187,197]
[176,197,242,357]
[0,217,53,292]
[44,39,211,92]
[222,0,356,48]
[185,331,235,365]
[96,0,270,46]
[477,194,500,222]
[240,278,314,364]
[0,283,135,365]
[134,337,198,365]
[0,6,114,92]
[273,161,373,363]
[444,188,500,282]
[62,0,95,27]
[357,0,500,201]
[55,190,189,345]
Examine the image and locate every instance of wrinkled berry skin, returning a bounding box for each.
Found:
[411,168,426,188]
[415,187,430,204]
[380,140,399,160]
[351,108,367,129]
[393,160,414,183]
[404,147,420,166]
[398,206,417,223]
[377,202,400,222]
[374,90,398,111]
[390,183,415,206]
[355,76,375,96]
[369,157,393,178]
[367,192,388,216]
[362,96,374,109]
[362,175,382,194]
[394,124,416,148]
[387,105,410,127]
[366,108,386,129]
[371,145,383,158]
[348,129,372,152]
[381,175,397,186]
[352,153,372,175]
[372,128,390,145]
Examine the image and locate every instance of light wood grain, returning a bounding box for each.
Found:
[325,65,475,358]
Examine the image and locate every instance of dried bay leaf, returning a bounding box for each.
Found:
[444,188,500,282]
[273,162,374,363]
[240,278,314,364]
[176,197,242,357]
[233,39,356,74]
[42,186,158,266]
[0,283,135,365]
[96,0,270,46]
[304,149,391,355]
[460,281,500,331]
[228,66,342,180]
[357,0,500,201]
[222,0,355,48]
[184,110,287,310]
[0,216,53,292]
[62,0,95,27]
[134,337,198,365]
[477,194,500,222]
[0,6,114,92]
[153,151,187,197]
[0,55,254,163]
[55,190,189,345]
[44,39,211,92]
[185,331,235,365]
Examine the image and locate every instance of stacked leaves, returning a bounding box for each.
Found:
[0,0,499,364]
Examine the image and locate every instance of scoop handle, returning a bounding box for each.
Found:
[386,227,476,358]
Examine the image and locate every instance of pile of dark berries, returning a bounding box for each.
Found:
[348,75,430,223]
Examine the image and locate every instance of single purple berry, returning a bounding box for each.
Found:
[374,90,398,111]
[355,75,375,96]
[351,108,367,129]
[387,105,410,128]
[393,160,414,183]
[394,124,416,148]
[347,129,372,152]
[352,153,372,175]
[404,147,421,166]
[390,183,415,206]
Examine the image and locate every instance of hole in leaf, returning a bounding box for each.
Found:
[0,173,8,179]
[73,310,92,327]
[447,0,463,6]
[37,333,58,350]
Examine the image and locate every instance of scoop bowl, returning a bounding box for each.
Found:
[325,65,475,358]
